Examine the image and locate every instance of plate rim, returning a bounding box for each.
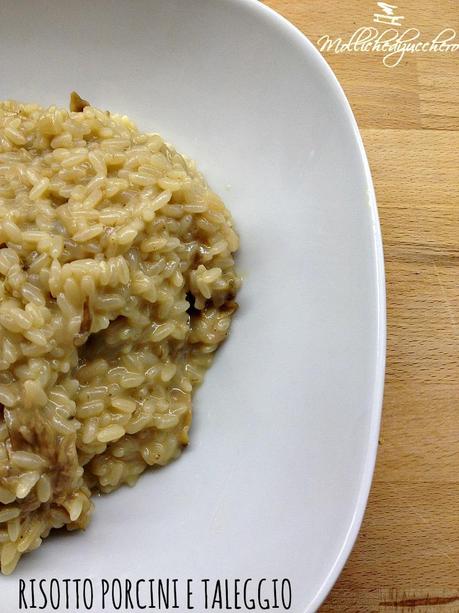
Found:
[230,0,386,610]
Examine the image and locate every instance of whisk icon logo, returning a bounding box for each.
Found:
[373,3,405,27]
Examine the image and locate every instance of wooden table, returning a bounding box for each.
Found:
[263,1,459,611]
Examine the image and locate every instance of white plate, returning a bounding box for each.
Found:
[1,1,385,611]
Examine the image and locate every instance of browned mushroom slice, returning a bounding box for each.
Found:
[69,91,90,112]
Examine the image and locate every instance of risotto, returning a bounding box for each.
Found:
[0,96,240,574]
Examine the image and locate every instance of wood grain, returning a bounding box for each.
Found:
[263,1,459,611]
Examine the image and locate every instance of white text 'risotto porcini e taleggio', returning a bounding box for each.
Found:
[0,95,240,574]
